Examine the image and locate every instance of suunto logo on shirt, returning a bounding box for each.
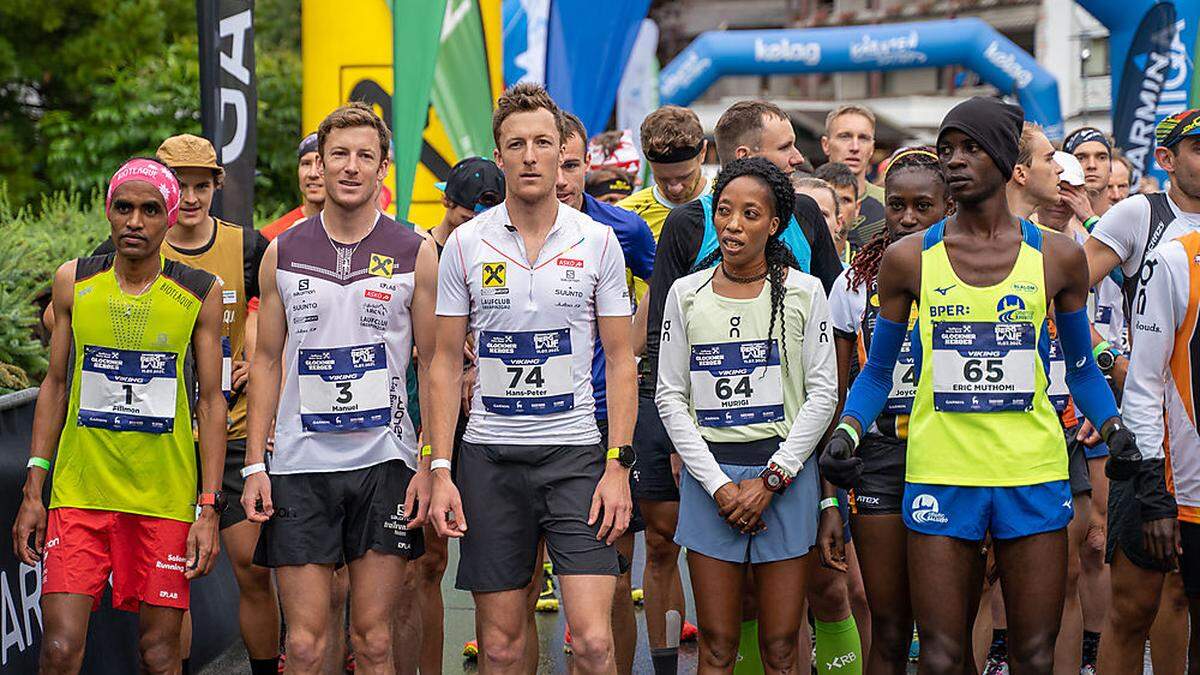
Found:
[483,262,506,287]
[910,494,948,524]
[996,295,1032,323]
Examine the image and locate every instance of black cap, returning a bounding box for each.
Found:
[438,157,505,211]
[298,132,318,159]
[937,96,1025,181]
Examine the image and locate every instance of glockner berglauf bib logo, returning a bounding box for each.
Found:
[911,493,948,524]
[996,294,1032,323]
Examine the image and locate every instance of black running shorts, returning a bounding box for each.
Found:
[632,394,680,502]
[455,442,620,592]
[220,438,249,530]
[849,434,905,515]
[252,459,424,567]
[1179,521,1200,597]
[596,417,645,535]
[1106,475,1173,572]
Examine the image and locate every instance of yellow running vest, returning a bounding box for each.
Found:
[908,219,1067,486]
[51,255,214,522]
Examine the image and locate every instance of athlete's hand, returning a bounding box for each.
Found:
[1111,355,1129,391]
[817,504,848,572]
[185,509,220,579]
[1142,517,1182,569]
[430,470,468,538]
[1103,422,1141,481]
[1059,183,1095,223]
[12,495,47,566]
[727,478,771,534]
[231,359,250,393]
[241,472,274,522]
[1076,420,1101,447]
[713,482,739,517]
[590,464,632,545]
[819,428,863,489]
[670,452,683,489]
[405,467,432,529]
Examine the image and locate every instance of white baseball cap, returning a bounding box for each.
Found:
[1053,151,1086,187]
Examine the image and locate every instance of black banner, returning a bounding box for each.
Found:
[198,0,258,228]
[0,390,240,672]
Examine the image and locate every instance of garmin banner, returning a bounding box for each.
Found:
[197,0,257,227]
[1077,0,1199,186]
[659,18,1063,139]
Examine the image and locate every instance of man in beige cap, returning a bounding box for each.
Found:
[95,133,276,675]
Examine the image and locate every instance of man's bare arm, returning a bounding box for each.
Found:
[245,242,284,465]
[192,284,228,495]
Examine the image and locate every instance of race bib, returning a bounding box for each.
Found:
[885,337,916,414]
[1094,304,1113,326]
[689,339,784,427]
[298,344,390,432]
[221,336,232,399]
[78,346,178,433]
[478,328,574,415]
[1047,337,1069,412]
[931,322,1036,413]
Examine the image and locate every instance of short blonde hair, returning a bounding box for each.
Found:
[824,105,876,135]
[492,82,565,145]
[640,106,704,160]
[1015,122,1045,167]
[793,176,839,218]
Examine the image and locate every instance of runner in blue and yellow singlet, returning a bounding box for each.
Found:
[821,97,1138,673]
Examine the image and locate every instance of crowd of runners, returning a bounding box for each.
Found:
[10,79,1200,675]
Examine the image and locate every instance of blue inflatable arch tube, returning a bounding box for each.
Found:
[659,18,1063,139]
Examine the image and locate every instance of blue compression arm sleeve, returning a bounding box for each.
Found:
[1056,306,1120,426]
[843,315,906,431]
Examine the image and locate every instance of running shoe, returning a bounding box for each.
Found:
[345,652,355,672]
[564,625,573,654]
[463,640,479,660]
[631,587,644,605]
[982,655,1009,674]
[536,561,559,612]
[1079,665,1096,675]
[908,627,920,662]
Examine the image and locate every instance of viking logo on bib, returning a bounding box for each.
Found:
[298,343,390,432]
[931,322,1036,413]
[478,328,574,415]
[689,339,784,427]
[78,345,178,433]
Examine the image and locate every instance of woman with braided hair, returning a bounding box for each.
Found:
[826,147,953,673]
[656,157,837,673]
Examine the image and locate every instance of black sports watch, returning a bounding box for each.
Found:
[607,445,637,469]
[1095,349,1116,374]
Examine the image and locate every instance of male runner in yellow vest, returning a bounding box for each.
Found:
[12,158,226,673]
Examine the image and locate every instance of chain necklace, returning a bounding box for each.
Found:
[117,271,159,316]
[322,213,378,278]
[721,261,768,284]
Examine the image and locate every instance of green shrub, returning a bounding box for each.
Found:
[0,185,108,393]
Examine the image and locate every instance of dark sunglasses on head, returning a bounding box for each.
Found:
[473,190,502,213]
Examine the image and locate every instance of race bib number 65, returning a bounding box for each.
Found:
[932,322,1035,413]
[78,346,178,433]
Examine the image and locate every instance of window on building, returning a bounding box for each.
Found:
[1081,36,1110,77]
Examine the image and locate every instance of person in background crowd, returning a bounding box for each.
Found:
[587,168,636,205]
[1139,174,1162,194]
[13,158,225,675]
[821,105,885,248]
[815,162,860,264]
[1108,153,1132,203]
[795,177,847,267]
[618,106,710,243]
[1062,128,1113,230]
[589,129,643,184]
[261,132,325,240]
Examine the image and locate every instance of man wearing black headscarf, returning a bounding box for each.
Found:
[821,96,1138,674]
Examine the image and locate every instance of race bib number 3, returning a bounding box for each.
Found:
[931,322,1035,413]
[478,328,574,415]
[689,339,784,427]
[298,344,390,432]
[78,346,178,433]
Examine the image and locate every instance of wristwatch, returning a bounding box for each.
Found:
[1094,341,1120,375]
[607,445,637,469]
[760,462,794,494]
[197,491,228,515]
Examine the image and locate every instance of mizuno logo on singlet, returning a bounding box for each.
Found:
[934,284,956,296]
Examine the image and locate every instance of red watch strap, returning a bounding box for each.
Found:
[197,493,217,506]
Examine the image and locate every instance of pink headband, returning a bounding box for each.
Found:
[106,159,181,227]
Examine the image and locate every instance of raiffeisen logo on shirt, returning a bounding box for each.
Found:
[482,262,506,287]
[369,253,394,278]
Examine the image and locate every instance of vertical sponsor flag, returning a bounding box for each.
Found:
[503,0,551,86]
[392,2,448,220]
[545,0,651,136]
[197,0,257,226]
[617,18,660,183]
[433,1,498,159]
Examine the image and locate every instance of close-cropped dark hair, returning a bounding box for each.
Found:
[814,162,858,201]
[693,157,801,365]
[849,147,947,292]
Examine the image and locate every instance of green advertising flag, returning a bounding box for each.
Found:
[392,0,448,220]
[432,0,496,160]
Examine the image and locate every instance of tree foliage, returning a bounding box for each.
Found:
[0,0,302,220]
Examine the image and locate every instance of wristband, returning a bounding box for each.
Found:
[836,422,860,447]
[1092,341,1112,359]
[421,444,432,457]
[240,462,266,479]
[819,497,840,511]
[431,458,453,472]
[26,457,50,472]
[1083,215,1100,232]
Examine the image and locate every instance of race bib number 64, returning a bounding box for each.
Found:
[689,339,784,427]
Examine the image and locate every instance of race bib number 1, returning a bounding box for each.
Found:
[298,344,390,432]
[78,346,178,433]
[478,328,574,415]
[689,339,784,427]
[931,322,1035,413]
